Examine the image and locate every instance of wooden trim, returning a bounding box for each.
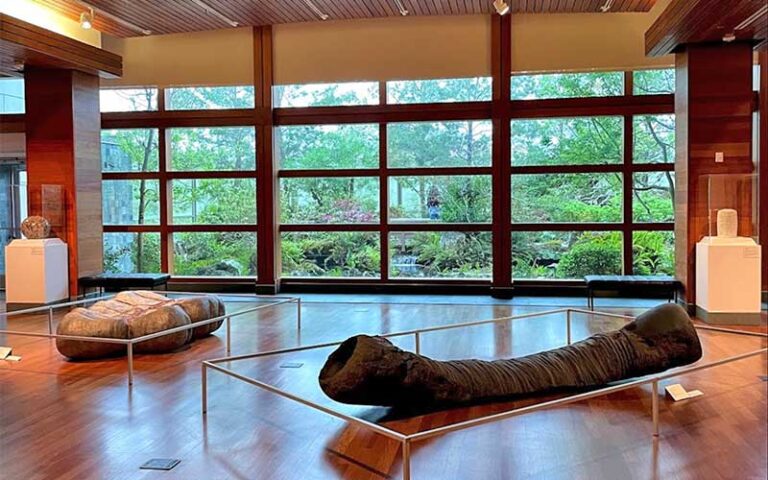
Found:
[0,14,122,77]
[0,113,25,133]
[623,114,634,274]
[760,47,768,292]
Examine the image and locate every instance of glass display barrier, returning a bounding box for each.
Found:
[702,173,759,245]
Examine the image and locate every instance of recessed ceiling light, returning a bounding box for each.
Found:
[722,32,736,42]
[493,0,510,16]
[80,9,93,29]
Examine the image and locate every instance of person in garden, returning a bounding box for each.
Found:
[427,186,441,220]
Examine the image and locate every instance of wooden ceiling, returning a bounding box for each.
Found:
[33,0,658,38]
[646,0,768,56]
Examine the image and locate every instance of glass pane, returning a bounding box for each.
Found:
[633,114,675,164]
[511,117,623,166]
[173,232,257,276]
[633,231,675,275]
[0,78,24,113]
[511,173,622,223]
[387,77,492,104]
[100,88,158,112]
[633,69,675,95]
[166,86,255,110]
[102,180,160,225]
[389,232,492,279]
[511,72,623,100]
[101,129,159,172]
[512,231,623,279]
[169,127,256,171]
[389,176,492,223]
[633,172,675,222]
[281,232,380,278]
[388,120,492,168]
[172,178,256,225]
[280,177,379,224]
[273,82,378,107]
[103,232,161,273]
[276,124,379,170]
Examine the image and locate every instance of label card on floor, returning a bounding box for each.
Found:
[665,384,703,401]
[140,459,180,471]
[0,347,11,360]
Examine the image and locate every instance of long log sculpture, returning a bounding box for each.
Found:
[319,304,702,408]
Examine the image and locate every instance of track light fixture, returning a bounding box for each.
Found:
[493,0,510,16]
[302,0,329,20]
[189,0,239,28]
[599,0,615,12]
[79,8,93,29]
[394,0,409,16]
[734,5,768,31]
[76,1,152,35]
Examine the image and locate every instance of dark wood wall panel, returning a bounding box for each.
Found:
[34,0,656,38]
[674,42,756,307]
[760,47,767,293]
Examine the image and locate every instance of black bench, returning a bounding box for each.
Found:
[584,275,681,310]
[80,273,171,293]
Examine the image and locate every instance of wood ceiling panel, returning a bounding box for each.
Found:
[32,0,657,38]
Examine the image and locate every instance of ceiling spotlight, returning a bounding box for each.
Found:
[302,0,330,20]
[80,9,93,29]
[722,32,736,42]
[600,0,615,12]
[493,0,510,15]
[76,1,152,35]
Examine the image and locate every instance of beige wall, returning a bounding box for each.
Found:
[273,15,492,85]
[102,27,254,88]
[104,3,675,88]
[511,0,674,73]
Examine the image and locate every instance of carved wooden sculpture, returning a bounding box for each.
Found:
[319,304,702,408]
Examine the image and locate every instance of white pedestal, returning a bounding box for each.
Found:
[695,236,761,324]
[4,239,69,305]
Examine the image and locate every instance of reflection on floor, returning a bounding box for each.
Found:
[0,295,766,480]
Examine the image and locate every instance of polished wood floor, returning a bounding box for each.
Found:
[0,297,766,480]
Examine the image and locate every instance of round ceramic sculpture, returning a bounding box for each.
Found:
[21,216,51,239]
[716,209,738,238]
[56,291,225,360]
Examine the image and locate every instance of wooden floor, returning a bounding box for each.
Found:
[0,296,766,480]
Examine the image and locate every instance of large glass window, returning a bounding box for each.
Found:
[388,120,492,168]
[103,232,161,274]
[169,127,256,171]
[387,77,492,104]
[633,69,675,95]
[172,179,256,225]
[273,82,378,108]
[100,88,158,112]
[389,232,492,279]
[511,117,623,166]
[281,232,380,278]
[166,86,255,110]
[280,177,379,224]
[101,129,159,172]
[173,232,257,276]
[0,78,24,113]
[389,176,492,223]
[633,231,675,275]
[511,174,622,223]
[633,114,675,164]
[511,72,624,100]
[276,124,379,170]
[102,180,160,225]
[512,231,623,279]
[633,172,675,223]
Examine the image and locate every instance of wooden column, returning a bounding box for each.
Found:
[254,26,278,294]
[760,46,767,300]
[24,67,103,297]
[674,43,756,308]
